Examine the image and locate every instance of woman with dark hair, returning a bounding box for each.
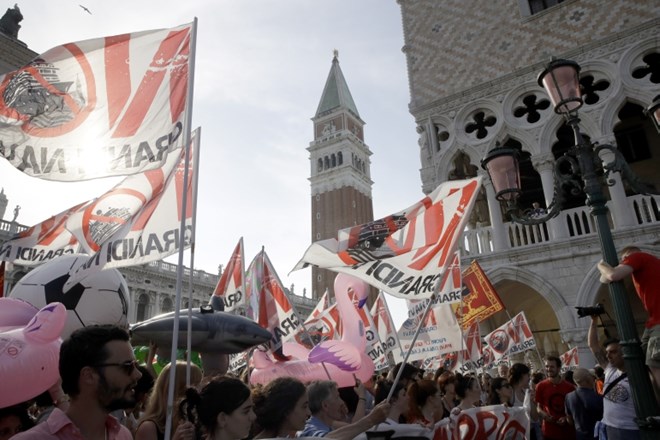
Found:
[487,377,513,406]
[436,372,457,420]
[179,376,255,440]
[509,363,540,440]
[252,377,309,438]
[373,380,408,425]
[406,379,441,427]
[454,375,480,411]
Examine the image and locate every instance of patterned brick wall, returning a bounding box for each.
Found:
[399,0,660,110]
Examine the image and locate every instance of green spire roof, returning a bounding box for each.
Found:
[315,51,360,119]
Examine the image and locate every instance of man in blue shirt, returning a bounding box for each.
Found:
[565,368,603,440]
[299,380,389,439]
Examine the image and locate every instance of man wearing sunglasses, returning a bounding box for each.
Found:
[14,325,141,440]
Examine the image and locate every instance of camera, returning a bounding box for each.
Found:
[576,303,605,318]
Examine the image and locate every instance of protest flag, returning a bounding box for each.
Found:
[483,312,536,362]
[210,237,246,313]
[560,346,579,372]
[0,23,194,181]
[455,260,504,329]
[63,127,200,290]
[0,201,85,265]
[247,250,302,361]
[292,177,482,299]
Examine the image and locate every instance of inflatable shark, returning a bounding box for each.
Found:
[130,305,271,354]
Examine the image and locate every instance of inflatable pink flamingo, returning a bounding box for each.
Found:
[250,342,374,388]
[250,273,374,386]
[307,273,369,371]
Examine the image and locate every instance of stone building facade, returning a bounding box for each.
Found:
[398,0,660,366]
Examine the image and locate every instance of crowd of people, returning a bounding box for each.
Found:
[1,246,658,440]
[0,321,626,440]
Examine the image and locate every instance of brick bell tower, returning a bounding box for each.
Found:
[308,51,375,301]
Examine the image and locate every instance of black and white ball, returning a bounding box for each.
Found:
[9,254,130,338]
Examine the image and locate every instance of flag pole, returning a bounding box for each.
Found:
[263,252,332,380]
[380,291,405,361]
[386,291,436,402]
[185,127,201,387]
[164,17,197,440]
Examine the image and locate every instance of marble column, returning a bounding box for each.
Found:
[481,171,508,251]
[597,138,636,228]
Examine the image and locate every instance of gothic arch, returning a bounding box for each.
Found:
[437,144,481,181]
[499,129,540,155]
[538,111,601,156]
[600,95,654,135]
[485,264,577,331]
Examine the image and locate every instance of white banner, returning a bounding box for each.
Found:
[433,404,529,439]
[396,303,464,363]
[483,312,536,362]
[63,130,198,290]
[0,23,193,181]
[293,177,482,299]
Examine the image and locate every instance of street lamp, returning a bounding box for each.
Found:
[482,59,660,435]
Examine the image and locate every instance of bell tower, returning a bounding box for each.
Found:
[308,51,374,300]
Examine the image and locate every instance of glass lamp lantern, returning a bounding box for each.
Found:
[537,59,583,115]
[480,144,521,202]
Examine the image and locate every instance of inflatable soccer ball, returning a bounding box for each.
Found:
[10,254,130,338]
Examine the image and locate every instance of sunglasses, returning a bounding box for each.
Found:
[94,360,139,375]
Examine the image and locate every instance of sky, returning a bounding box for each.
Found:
[0,0,423,326]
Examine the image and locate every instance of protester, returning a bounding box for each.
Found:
[508,363,540,439]
[135,361,202,440]
[436,372,457,420]
[0,405,33,440]
[13,325,140,440]
[593,366,605,395]
[479,373,493,404]
[125,366,155,436]
[497,363,510,379]
[535,356,576,440]
[453,375,481,411]
[178,375,255,440]
[407,379,441,426]
[588,316,640,439]
[252,377,309,438]
[373,380,409,425]
[597,246,660,393]
[299,380,389,439]
[387,363,421,389]
[487,377,512,406]
[565,368,603,440]
[563,369,576,386]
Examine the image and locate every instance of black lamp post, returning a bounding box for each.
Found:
[482,59,660,435]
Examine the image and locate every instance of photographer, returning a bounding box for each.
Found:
[588,315,639,440]
[597,246,660,394]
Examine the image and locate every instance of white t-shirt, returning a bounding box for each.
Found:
[601,365,638,430]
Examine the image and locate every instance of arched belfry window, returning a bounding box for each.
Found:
[331,154,336,167]
[337,152,343,165]
[324,156,330,170]
[317,158,323,172]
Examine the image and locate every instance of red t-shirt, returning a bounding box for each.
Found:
[535,379,576,439]
[622,252,660,328]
